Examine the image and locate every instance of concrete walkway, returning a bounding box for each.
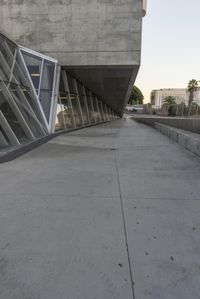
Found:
[0,118,200,299]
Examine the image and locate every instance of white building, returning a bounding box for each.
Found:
[151,88,200,109]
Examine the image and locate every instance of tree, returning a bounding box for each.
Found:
[162,96,176,116]
[162,96,176,106]
[128,85,144,105]
[187,79,199,106]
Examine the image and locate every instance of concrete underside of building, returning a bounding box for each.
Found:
[0,117,200,299]
[0,0,146,152]
[0,0,145,116]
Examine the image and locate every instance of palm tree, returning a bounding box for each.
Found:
[162,96,176,106]
[162,96,176,116]
[187,79,199,106]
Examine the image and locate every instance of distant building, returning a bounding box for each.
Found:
[151,88,200,109]
[125,104,146,113]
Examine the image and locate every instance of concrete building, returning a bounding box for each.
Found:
[151,88,200,109]
[0,1,146,151]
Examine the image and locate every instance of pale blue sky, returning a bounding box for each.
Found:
[135,0,200,103]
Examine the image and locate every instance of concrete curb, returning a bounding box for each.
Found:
[154,122,200,157]
[132,116,200,134]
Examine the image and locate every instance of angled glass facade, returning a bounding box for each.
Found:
[0,33,118,152]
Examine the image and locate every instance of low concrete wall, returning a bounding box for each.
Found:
[135,117,200,134]
[154,123,200,158]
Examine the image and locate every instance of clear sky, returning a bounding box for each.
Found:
[135,0,200,103]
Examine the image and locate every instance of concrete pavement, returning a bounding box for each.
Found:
[0,117,200,298]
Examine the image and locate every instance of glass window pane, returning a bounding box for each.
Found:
[59,93,74,129]
[0,34,16,55]
[0,91,27,143]
[9,83,45,138]
[0,40,15,68]
[23,89,45,124]
[40,60,55,91]
[85,88,95,123]
[39,60,55,122]
[13,55,31,88]
[0,51,11,82]
[39,90,52,122]
[92,94,100,121]
[16,51,47,131]
[98,100,103,121]
[55,101,64,131]
[59,74,65,93]
[0,68,6,81]
[67,75,82,127]
[0,125,11,149]
[77,83,89,125]
[71,96,81,127]
[59,73,75,129]
[22,51,42,93]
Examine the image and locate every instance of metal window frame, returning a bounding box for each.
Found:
[95,96,101,122]
[72,78,84,127]
[0,37,49,146]
[57,95,66,130]
[0,110,20,146]
[0,81,35,140]
[104,103,109,121]
[90,92,97,123]
[62,70,76,129]
[49,63,61,133]
[18,49,49,132]
[82,85,91,125]
[19,46,59,133]
[3,43,47,136]
[0,42,36,141]
[100,101,105,122]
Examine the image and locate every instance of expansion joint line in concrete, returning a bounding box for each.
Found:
[110,123,136,299]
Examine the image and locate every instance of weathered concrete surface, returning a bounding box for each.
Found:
[0,117,200,298]
[0,0,144,115]
[134,115,200,134]
[113,118,200,299]
[155,122,200,157]
[0,0,142,65]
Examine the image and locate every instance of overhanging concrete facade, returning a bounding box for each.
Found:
[0,33,118,152]
[0,0,146,116]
